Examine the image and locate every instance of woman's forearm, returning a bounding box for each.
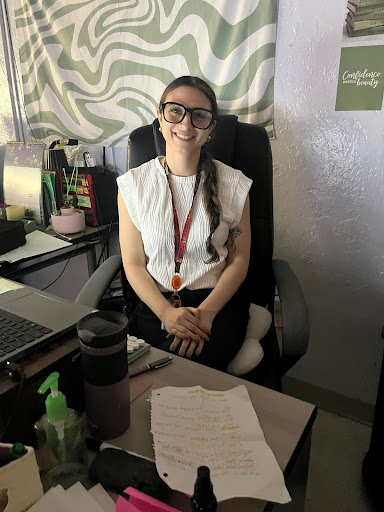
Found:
[118,190,209,343]
[118,189,174,324]
[124,261,210,342]
[123,262,173,322]
[199,195,251,321]
[198,258,248,319]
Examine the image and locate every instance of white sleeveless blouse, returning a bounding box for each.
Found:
[117,157,252,292]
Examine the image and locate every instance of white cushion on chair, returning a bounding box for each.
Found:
[227,304,272,376]
[246,303,272,340]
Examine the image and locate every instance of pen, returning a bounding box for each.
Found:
[129,355,173,377]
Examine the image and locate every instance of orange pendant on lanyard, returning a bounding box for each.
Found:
[165,161,201,308]
[171,274,182,308]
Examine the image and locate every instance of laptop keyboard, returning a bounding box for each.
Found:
[0,308,52,358]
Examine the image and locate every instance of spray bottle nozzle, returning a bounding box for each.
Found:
[38,372,68,425]
[38,371,59,397]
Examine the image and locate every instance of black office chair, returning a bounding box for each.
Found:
[76,116,309,391]
[362,324,384,504]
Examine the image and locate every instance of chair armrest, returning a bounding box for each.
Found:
[272,259,309,374]
[76,255,123,308]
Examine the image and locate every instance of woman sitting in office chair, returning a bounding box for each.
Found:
[117,76,252,371]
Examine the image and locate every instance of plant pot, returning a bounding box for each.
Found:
[60,206,75,215]
[51,208,85,234]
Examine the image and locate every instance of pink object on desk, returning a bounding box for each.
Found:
[116,487,181,512]
[51,208,85,234]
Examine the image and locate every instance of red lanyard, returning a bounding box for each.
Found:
[164,160,201,306]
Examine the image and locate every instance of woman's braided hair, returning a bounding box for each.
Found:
[159,76,221,263]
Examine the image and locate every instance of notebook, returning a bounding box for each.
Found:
[0,277,94,366]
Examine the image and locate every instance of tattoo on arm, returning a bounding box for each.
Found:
[227,226,242,252]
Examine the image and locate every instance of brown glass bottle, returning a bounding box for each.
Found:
[190,466,217,512]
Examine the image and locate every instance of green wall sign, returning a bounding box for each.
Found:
[336,45,384,111]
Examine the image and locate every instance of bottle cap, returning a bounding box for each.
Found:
[10,443,27,459]
[77,311,129,348]
[192,465,217,508]
[38,372,68,423]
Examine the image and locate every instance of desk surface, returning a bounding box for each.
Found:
[0,337,316,512]
[117,347,317,511]
[0,223,116,279]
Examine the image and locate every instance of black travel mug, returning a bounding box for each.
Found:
[77,310,130,439]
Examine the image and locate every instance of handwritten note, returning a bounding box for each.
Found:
[151,385,291,504]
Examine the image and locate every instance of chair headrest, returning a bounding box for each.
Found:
[152,118,166,156]
[152,115,239,166]
[206,115,238,166]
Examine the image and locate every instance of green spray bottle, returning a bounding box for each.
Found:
[35,372,88,490]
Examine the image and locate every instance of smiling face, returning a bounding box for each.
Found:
[157,86,216,159]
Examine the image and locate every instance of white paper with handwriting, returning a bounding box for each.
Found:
[151,385,291,504]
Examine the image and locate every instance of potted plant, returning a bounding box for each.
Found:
[51,193,85,234]
[24,208,35,220]
[23,207,37,234]
[59,193,74,214]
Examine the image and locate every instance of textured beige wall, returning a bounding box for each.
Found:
[272,0,384,405]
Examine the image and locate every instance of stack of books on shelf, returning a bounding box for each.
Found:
[346,0,384,36]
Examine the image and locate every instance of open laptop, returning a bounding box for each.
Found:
[0,277,94,366]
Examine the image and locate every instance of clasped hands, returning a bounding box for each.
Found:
[162,306,213,358]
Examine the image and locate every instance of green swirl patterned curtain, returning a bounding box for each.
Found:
[15,0,278,146]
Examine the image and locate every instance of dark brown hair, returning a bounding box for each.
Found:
[159,76,221,263]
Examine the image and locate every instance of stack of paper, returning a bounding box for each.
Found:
[151,385,291,504]
[0,230,71,263]
[26,482,115,512]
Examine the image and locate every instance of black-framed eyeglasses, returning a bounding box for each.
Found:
[161,102,214,130]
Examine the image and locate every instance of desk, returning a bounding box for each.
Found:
[114,347,317,511]
[0,223,117,280]
[0,338,316,512]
